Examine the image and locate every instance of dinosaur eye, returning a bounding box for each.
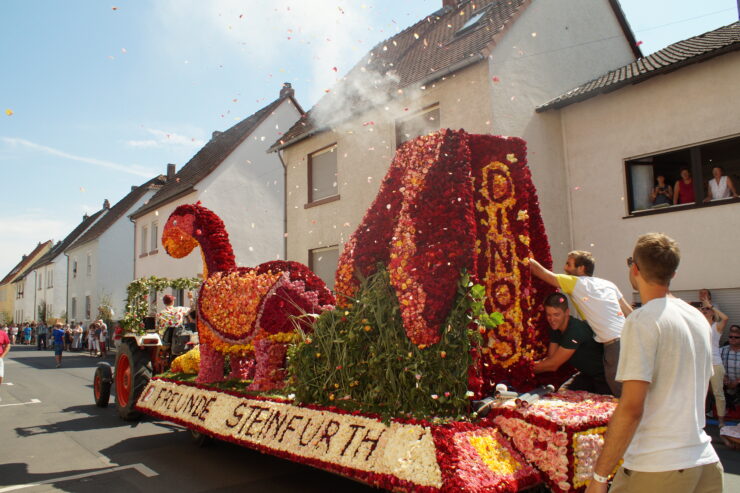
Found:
[173,220,177,226]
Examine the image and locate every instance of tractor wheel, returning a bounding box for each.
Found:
[93,363,112,407]
[190,429,211,448]
[115,341,152,421]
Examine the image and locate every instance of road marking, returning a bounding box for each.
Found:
[1,382,14,386]
[0,398,40,408]
[0,463,158,492]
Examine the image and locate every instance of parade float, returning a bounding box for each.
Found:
[100,130,617,492]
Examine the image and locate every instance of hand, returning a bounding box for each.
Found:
[585,479,608,493]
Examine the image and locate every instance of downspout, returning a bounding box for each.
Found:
[64,252,69,323]
[130,216,137,279]
[277,149,288,260]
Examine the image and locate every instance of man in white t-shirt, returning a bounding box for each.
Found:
[585,233,721,493]
[530,251,633,396]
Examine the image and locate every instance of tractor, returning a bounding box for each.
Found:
[93,316,195,420]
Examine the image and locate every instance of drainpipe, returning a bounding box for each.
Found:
[277,149,288,260]
[64,252,69,323]
[130,216,137,279]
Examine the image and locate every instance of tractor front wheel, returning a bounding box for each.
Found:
[115,341,152,420]
[93,363,112,407]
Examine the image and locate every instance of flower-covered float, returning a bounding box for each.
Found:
[134,129,616,492]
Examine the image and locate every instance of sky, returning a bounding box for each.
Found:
[1,0,737,277]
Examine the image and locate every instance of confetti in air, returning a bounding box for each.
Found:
[5,109,12,116]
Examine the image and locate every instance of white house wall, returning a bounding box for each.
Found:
[559,51,740,297]
[488,0,637,265]
[66,244,99,324]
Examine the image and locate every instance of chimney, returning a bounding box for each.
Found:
[211,131,222,140]
[131,185,137,191]
[280,82,294,98]
[22,255,27,260]
[103,199,110,209]
[83,213,89,220]
[167,163,176,179]
[442,0,460,8]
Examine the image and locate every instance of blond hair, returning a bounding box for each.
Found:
[633,233,680,285]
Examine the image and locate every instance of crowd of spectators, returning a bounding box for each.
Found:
[0,321,112,358]
[650,166,738,208]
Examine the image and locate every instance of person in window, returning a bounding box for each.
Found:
[650,174,673,207]
[721,325,740,411]
[704,165,738,202]
[534,292,611,395]
[673,167,695,204]
[701,302,729,428]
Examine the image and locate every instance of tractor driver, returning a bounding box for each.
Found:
[156,293,193,334]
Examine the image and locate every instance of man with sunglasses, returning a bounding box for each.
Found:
[721,325,740,409]
[585,233,721,493]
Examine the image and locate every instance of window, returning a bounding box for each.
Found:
[47,268,53,288]
[16,282,24,299]
[150,222,159,253]
[308,246,340,291]
[625,135,740,216]
[85,295,91,320]
[455,6,490,36]
[37,272,42,290]
[86,253,92,276]
[71,297,77,320]
[72,259,78,278]
[47,304,52,319]
[307,145,338,204]
[396,105,440,147]
[149,287,157,312]
[141,226,149,256]
[174,288,185,306]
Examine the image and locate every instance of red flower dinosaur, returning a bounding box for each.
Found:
[162,203,334,390]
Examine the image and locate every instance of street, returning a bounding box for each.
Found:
[0,346,373,493]
[2,345,739,492]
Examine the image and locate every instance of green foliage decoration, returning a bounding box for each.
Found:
[121,276,201,334]
[287,266,501,422]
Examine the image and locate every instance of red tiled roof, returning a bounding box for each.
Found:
[269,0,640,151]
[66,175,167,251]
[131,95,297,219]
[537,22,740,111]
[0,240,53,286]
[269,0,531,151]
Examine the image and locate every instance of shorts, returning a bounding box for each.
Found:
[0,357,4,378]
[54,343,64,356]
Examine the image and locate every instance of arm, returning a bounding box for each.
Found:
[528,258,559,288]
[547,341,558,358]
[1,341,10,358]
[673,182,680,204]
[666,185,673,203]
[618,297,634,316]
[728,176,738,198]
[534,346,575,373]
[649,187,657,201]
[585,380,649,493]
[712,306,729,333]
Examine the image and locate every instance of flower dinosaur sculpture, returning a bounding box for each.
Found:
[162,203,334,390]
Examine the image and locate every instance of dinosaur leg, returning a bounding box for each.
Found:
[248,339,288,392]
[229,353,256,381]
[196,343,225,384]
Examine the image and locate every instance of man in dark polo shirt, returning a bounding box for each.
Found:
[534,292,611,395]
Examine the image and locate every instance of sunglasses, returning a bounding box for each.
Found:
[627,257,637,268]
[729,336,740,339]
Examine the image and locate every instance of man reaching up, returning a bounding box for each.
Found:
[529,251,632,396]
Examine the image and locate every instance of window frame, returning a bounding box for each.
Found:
[71,297,77,320]
[86,252,92,276]
[140,225,149,257]
[85,295,91,320]
[150,221,159,254]
[623,136,740,219]
[308,245,340,291]
[395,104,440,148]
[306,143,340,207]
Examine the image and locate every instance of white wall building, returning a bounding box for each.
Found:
[269,0,640,287]
[130,84,303,310]
[65,177,166,324]
[15,208,107,323]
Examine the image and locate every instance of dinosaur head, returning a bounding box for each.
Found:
[162,205,201,258]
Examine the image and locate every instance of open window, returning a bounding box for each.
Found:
[625,135,740,215]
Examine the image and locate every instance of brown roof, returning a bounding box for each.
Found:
[0,240,53,286]
[19,208,108,279]
[66,175,167,251]
[131,95,298,219]
[269,0,640,151]
[538,22,740,111]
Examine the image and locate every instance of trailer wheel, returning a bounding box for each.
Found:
[190,429,211,447]
[93,363,112,407]
[115,341,152,420]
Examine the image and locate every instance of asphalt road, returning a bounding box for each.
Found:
[1,345,739,492]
